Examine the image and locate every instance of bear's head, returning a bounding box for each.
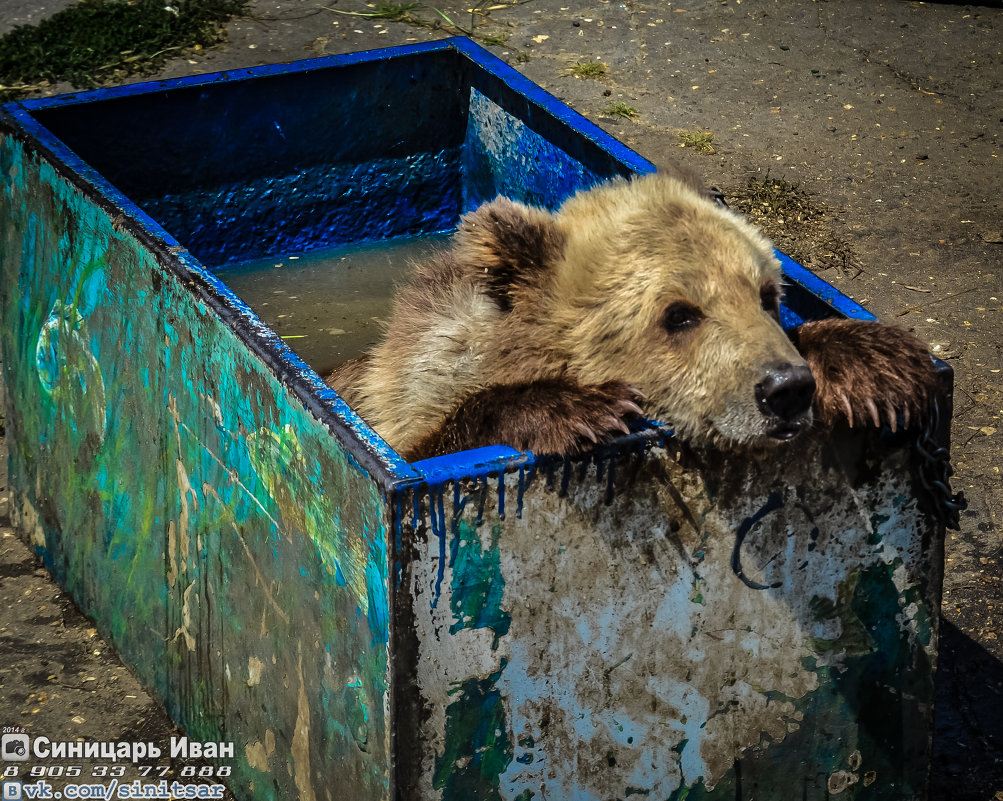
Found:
[459,171,816,445]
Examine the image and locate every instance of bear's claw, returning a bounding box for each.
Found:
[565,380,645,450]
[574,421,599,444]
[793,318,940,432]
[838,393,855,428]
[600,415,632,437]
[617,399,646,418]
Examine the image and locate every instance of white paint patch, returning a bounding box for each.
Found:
[246,729,276,773]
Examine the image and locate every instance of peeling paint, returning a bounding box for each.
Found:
[828,770,860,795]
[292,645,316,801]
[403,435,942,799]
[247,656,265,687]
[245,743,266,773]
[1,131,393,801]
[173,581,196,652]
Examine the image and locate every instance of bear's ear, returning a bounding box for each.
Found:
[454,197,565,311]
[650,162,727,206]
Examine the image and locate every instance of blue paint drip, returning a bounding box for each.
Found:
[559,459,572,498]
[431,486,448,609]
[515,465,526,520]
[437,488,447,541]
[605,446,617,505]
[412,491,422,532]
[544,461,555,493]
[475,476,487,527]
[452,483,470,528]
[448,494,463,570]
[428,486,444,537]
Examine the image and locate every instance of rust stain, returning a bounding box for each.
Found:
[246,729,275,773]
[171,580,196,652]
[167,520,178,589]
[247,656,265,687]
[292,643,316,801]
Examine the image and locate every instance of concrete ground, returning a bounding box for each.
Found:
[1,0,1000,797]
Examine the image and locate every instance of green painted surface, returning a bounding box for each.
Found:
[430,518,514,800]
[449,521,510,647]
[434,666,512,801]
[1,132,391,800]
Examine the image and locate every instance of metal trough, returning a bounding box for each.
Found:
[0,37,947,801]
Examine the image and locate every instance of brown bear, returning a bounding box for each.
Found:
[325,171,939,462]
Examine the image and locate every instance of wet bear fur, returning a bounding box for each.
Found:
[326,170,939,461]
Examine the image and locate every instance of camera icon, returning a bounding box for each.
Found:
[0,734,29,762]
[2,781,22,801]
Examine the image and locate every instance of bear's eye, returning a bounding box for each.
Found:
[760,282,780,316]
[661,302,704,333]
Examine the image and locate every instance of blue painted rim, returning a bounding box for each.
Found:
[1,37,877,491]
[775,250,875,322]
[448,37,658,179]
[15,39,455,111]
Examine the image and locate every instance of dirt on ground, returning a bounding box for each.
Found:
[1,0,1000,798]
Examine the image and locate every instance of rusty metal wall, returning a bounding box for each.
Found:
[397,432,943,800]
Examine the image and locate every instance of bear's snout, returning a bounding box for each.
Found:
[755,362,816,438]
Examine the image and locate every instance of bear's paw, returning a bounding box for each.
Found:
[405,378,645,460]
[793,318,940,432]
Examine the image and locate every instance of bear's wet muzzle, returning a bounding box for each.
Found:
[755,362,816,439]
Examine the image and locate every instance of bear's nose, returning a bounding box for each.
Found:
[755,362,816,421]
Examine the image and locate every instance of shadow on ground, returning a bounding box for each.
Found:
[933,619,1003,800]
